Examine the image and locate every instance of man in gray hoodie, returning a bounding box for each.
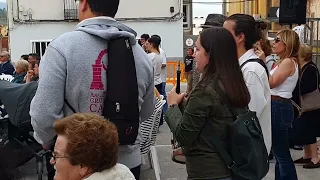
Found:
[30,0,155,179]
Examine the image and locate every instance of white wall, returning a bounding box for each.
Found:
[13,0,181,20]
[9,20,183,61]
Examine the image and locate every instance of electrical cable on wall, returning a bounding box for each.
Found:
[192,0,255,4]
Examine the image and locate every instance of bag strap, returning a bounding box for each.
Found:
[299,63,319,102]
[200,79,244,173]
[64,99,76,113]
[240,58,269,78]
[204,126,239,173]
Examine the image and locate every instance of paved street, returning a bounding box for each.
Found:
[19,83,320,180]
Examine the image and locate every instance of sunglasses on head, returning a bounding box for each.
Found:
[274,37,281,43]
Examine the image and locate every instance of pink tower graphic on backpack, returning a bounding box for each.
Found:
[90,49,108,90]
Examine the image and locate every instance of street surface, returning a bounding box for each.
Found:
[19,83,320,180]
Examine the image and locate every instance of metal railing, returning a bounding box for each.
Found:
[64,0,78,20]
[303,18,320,67]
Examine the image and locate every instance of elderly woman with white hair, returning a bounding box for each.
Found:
[12,59,29,83]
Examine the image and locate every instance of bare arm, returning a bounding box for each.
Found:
[269,58,295,89]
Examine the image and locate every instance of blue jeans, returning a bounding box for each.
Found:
[159,82,168,126]
[271,100,298,180]
[161,82,168,113]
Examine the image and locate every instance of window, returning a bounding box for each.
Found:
[183,4,191,29]
[30,40,51,58]
[64,0,78,20]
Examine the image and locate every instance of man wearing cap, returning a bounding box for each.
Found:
[0,51,14,75]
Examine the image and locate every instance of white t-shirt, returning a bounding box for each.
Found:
[147,52,162,85]
[159,48,167,83]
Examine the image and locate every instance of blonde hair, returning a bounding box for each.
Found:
[15,59,29,73]
[299,44,312,63]
[276,29,300,64]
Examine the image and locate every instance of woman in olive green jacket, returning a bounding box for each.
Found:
[165,27,251,180]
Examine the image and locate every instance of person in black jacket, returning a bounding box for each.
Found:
[0,51,14,75]
[292,44,320,169]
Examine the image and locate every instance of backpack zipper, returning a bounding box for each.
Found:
[125,39,130,49]
[115,102,120,112]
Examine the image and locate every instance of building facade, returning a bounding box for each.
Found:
[7,0,183,61]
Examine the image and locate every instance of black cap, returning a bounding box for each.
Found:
[200,14,227,29]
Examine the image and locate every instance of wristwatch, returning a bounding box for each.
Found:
[169,104,178,108]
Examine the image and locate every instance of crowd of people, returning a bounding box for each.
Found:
[0,0,319,180]
[173,13,320,180]
[0,52,40,84]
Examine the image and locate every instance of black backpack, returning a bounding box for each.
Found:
[204,81,269,180]
[103,37,139,145]
[240,58,269,79]
[66,37,140,145]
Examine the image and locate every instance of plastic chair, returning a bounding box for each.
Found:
[0,74,14,82]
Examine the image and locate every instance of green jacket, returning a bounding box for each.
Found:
[165,76,234,180]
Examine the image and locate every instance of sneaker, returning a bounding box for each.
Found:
[303,161,320,169]
[294,157,311,164]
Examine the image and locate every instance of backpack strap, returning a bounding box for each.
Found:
[64,99,76,113]
[201,79,246,173]
[205,127,239,173]
[240,58,269,79]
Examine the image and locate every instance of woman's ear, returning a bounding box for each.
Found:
[79,164,91,177]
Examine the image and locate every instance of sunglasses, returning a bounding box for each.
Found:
[274,37,282,43]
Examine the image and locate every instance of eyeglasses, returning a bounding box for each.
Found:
[50,151,68,163]
[274,37,282,43]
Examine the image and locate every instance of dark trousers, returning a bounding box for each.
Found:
[130,165,141,180]
[160,82,168,126]
[271,100,298,180]
[46,139,56,180]
[155,84,164,126]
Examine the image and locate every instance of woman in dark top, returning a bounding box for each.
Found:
[292,44,320,169]
[165,27,250,180]
[12,59,29,83]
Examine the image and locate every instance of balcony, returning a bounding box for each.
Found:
[64,0,78,20]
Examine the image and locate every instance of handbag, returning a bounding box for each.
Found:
[300,64,320,113]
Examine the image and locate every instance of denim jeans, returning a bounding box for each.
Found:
[159,82,167,126]
[271,100,298,180]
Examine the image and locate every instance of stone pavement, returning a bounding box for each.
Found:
[18,83,320,179]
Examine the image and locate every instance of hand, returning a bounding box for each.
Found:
[167,86,185,106]
[26,70,34,78]
[254,42,266,63]
[42,144,50,150]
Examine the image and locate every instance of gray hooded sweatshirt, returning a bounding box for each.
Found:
[30,17,155,168]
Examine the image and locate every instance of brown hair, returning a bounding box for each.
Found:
[260,36,272,57]
[299,44,312,63]
[54,113,119,172]
[200,27,250,107]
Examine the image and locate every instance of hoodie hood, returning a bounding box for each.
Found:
[75,17,137,45]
